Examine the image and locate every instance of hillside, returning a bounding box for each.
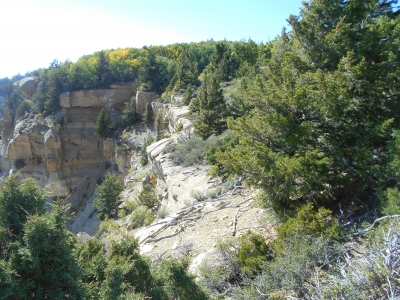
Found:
[1,0,400,299]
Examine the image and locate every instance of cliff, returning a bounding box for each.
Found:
[0,84,133,211]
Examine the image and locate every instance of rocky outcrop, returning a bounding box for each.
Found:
[151,103,192,133]
[13,77,39,98]
[146,136,213,212]
[135,91,157,117]
[146,138,173,180]
[0,109,15,141]
[1,85,133,210]
[60,84,132,109]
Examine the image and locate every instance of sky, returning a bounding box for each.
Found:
[0,0,304,79]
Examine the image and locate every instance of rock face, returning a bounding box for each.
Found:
[13,77,39,98]
[145,110,210,212]
[60,84,132,109]
[0,109,15,141]
[152,103,192,133]
[0,85,132,211]
[135,91,157,117]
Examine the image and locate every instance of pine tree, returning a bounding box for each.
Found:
[155,108,166,141]
[94,173,124,220]
[95,108,111,138]
[192,72,228,139]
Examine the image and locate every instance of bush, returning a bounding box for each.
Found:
[129,205,154,229]
[206,131,239,177]
[153,258,210,300]
[138,184,158,209]
[238,231,272,276]
[165,135,222,167]
[231,234,345,299]
[15,100,35,118]
[274,203,340,255]
[191,189,206,201]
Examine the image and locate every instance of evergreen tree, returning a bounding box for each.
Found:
[94,173,124,220]
[94,108,111,138]
[119,96,140,128]
[8,202,82,299]
[182,84,194,105]
[95,50,112,88]
[192,72,228,139]
[155,108,166,141]
[208,41,239,81]
[213,0,400,212]
[138,184,158,209]
[0,176,46,241]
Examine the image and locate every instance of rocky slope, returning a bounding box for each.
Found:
[0,80,274,275]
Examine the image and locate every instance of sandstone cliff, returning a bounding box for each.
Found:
[0,83,133,211]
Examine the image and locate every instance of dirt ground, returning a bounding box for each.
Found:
[132,188,277,271]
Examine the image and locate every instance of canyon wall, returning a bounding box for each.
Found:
[0,84,133,210]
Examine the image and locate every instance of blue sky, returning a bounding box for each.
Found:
[0,0,304,79]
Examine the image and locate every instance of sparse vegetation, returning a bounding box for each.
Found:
[164,135,222,167]
[140,133,154,166]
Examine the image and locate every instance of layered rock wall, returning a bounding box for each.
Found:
[0,84,133,210]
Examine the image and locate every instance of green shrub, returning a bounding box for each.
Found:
[191,189,206,201]
[15,100,35,118]
[153,258,210,300]
[118,209,127,218]
[157,204,169,218]
[165,135,222,167]
[231,234,345,299]
[138,184,158,209]
[174,121,183,133]
[238,231,272,276]
[129,205,154,229]
[274,203,340,255]
[119,96,140,128]
[206,131,239,177]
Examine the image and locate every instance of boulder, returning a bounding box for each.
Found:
[13,77,38,98]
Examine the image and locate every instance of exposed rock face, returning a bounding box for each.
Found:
[0,86,132,211]
[146,138,173,180]
[60,84,132,109]
[152,103,192,133]
[13,77,39,98]
[135,91,157,117]
[146,137,213,212]
[0,109,15,140]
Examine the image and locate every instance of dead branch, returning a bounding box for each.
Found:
[146,226,185,243]
[234,197,253,208]
[344,215,400,238]
[232,208,240,236]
